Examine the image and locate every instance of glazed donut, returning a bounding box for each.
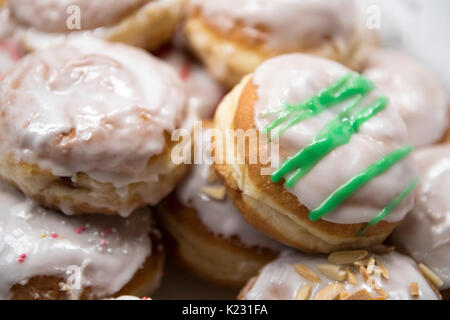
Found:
[391,145,450,298]
[1,0,186,51]
[0,179,164,300]
[213,53,417,253]
[157,122,284,287]
[185,0,375,88]
[0,39,189,216]
[239,250,440,300]
[158,46,224,128]
[362,49,449,147]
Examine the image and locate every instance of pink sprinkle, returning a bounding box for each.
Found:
[180,61,191,80]
[75,228,81,234]
[18,253,27,263]
[51,232,58,238]
[100,232,105,237]
[141,297,148,300]
[100,239,107,246]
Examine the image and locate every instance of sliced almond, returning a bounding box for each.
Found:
[317,264,347,281]
[339,291,350,300]
[313,283,344,300]
[374,287,388,299]
[295,283,312,300]
[346,269,358,285]
[359,266,370,281]
[328,250,368,265]
[419,263,444,288]
[409,282,420,298]
[366,257,376,275]
[344,289,374,300]
[201,186,226,200]
[353,257,371,267]
[368,245,395,254]
[294,264,321,283]
[376,258,389,279]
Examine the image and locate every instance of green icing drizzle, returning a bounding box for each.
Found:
[356,179,419,236]
[263,72,415,228]
[308,146,413,221]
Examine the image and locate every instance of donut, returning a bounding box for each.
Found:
[0,179,164,300]
[362,49,449,147]
[391,145,450,299]
[0,0,186,51]
[185,0,376,88]
[157,122,284,287]
[0,39,189,216]
[239,250,440,300]
[157,45,225,129]
[213,53,417,253]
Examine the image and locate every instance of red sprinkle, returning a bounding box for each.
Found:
[51,232,58,238]
[75,228,81,234]
[100,239,107,246]
[180,61,191,80]
[80,225,86,232]
[105,228,111,234]
[141,297,148,300]
[18,253,27,263]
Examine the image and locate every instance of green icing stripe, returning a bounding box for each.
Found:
[271,96,388,186]
[308,146,413,221]
[356,179,419,236]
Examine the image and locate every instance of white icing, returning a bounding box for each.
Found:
[243,250,438,300]
[190,0,359,51]
[0,39,187,211]
[363,49,449,147]
[176,127,283,252]
[0,179,152,300]
[252,54,417,224]
[0,0,183,51]
[160,48,224,129]
[8,0,150,33]
[391,145,450,289]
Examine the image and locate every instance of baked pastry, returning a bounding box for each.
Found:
[0,0,185,51]
[391,145,450,298]
[185,0,375,88]
[362,49,449,147]
[0,179,164,300]
[214,53,417,253]
[239,250,440,300]
[157,122,283,287]
[0,39,189,216]
[158,45,224,128]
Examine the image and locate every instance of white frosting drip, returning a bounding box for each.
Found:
[8,0,150,33]
[0,39,186,194]
[190,0,358,51]
[176,128,283,251]
[363,49,449,147]
[391,145,450,289]
[160,48,224,129]
[0,179,152,300]
[243,250,438,300]
[252,54,417,224]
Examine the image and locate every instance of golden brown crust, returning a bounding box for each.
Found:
[10,235,165,300]
[213,76,399,253]
[157,193,279,287]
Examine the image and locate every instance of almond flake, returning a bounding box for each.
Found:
[409,282,420,298]
[346,269,358,285]
[344,289,374,300]
[374,287,388,299]
[328,250,368,265]
[368,245,395,254]
[419,263,443,288]
[359,266,370,281]
[294,264,321,283]
[353,257,371,267]
[339,291,350,300]
[313,283,344,300]
[375,258,389,279]
[201,186,226,200]
[296,283,312,300]
[366,257,376,275]
[317,264,347,281]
